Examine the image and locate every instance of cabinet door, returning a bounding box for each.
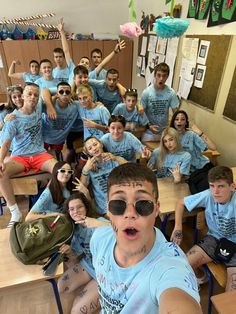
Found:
[37,39,72,68]
[71,41,88,65]
[103,40,119,71]
[2,40,40,86]
[118,40,133,89]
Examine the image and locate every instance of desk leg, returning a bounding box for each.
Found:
[161,214,170,235]
[193,216,198,244]
[48,278,64,314]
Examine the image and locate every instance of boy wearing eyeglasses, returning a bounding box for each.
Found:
[0,83,57,227]
[42,82,81,159]
[112,88,149,137]
[90,163,202,313]
[141,62,179,143]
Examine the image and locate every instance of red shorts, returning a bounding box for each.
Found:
[44,143,64,153]
[10,152,54,174]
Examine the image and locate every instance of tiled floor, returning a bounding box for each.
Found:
[0,196,224,314]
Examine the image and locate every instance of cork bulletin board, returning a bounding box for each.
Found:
[187,35,232,112]
[223,65,236,122]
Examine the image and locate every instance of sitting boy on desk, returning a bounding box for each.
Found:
[0,83,57,227]
[171,166,236,291]
[90,163,202,313]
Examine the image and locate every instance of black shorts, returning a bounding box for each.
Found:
[197,234,236,267]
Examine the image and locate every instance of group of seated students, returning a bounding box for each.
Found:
[0,20,235,313]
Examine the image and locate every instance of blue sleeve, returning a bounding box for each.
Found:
[89,79,105,88]
[128,132,144,154]
[1,120,17,142]
[89,69,97,79]
[147,148,160,169]
[140,89,149,109]
[169,89,179,109]
[100,107,111,125]
[0,109,7,124]
[138,112,149,126]
[180,152,191,175]
[30,187,54,212]
[193,132,208,151]
[184,189,210,212]
[112,103,123,115]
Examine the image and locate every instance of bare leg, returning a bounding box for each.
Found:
[71,279,100,314]
[58,262,93,294]
[40,157,57,173]
[187,245,212,277]
[0,160,25,206]
[226,267,236,291]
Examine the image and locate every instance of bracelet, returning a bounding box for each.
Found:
[199,132,204,137]
[114,49,118,54]
[82,169,89,176]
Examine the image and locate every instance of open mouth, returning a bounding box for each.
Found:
[123,227,139,239]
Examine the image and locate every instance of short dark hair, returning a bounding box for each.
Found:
[53,47,65,57]
[91,48,102,58]
[208,166,234,185]
[40,59,52,66]
[170,110,189,129]
[29,60,39,67]
[124,88,138,99]
[154,62,170,76]
[24,82,39,89]
[63,192,94,217]
[57,82,71,89]
[108,115,126,127]
[74,65,88,76]
[107,68,119,78]
[108,163,159,200]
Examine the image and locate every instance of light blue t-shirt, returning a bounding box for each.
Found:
[148,147,191,178]
[89,79,122,113]
[89,68,107,80]
[30,187,70,213]
[141,84,179,135]
[113,103,149,130]
[23,72,41,83]
[0,108,8,125]
[1,103,45,156]
[179,131,209,172]
[53,60,75,83]
[71,217,108,279]
[100,132,144,162]
[87,159,121,214]
[34,77,60,90]
[90,226,200,313]
[77,104,110,140]
[184,190,236,243]
[42,100,79,144]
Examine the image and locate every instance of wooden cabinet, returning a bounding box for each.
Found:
[0,38,133,97]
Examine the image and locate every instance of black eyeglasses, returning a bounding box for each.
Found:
[108,200,154,216]
[126,88,137,93]
[57,169,74,174]
[58,89,71,95]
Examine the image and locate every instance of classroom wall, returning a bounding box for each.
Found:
[132,0,236,167]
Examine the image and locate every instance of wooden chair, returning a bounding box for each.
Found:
[0,178,38,216]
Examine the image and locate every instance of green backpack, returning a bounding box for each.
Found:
[10,215,74,265]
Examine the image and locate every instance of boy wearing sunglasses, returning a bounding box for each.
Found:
[90,163,201,313]
[42,82,80,159]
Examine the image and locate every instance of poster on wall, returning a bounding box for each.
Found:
[197,40,210,65]
[195,0,211,19]
[187,0,199,17]
[219,0,236,24]
[194,64,207,88]
[207,0,224,26]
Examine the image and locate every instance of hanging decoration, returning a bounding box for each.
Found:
[120,0,142,37]
[153,0,190,38]
[0,13,55,25]
[187,0,199,17]
[195,0,211,19]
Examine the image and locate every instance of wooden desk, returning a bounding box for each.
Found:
[0,228,64,313]
[211,290,236,314]
[158,177,190,233]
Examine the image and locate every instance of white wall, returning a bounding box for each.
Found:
[1,0,129,34]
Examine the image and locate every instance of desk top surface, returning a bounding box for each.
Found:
[158,177,190,215]
[211,290,236,313]
[0,228,63,290]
